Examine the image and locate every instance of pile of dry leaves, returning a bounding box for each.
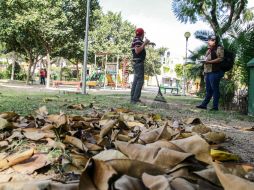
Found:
[0,105,253,190]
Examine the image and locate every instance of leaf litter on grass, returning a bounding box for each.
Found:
[0,107,253,190]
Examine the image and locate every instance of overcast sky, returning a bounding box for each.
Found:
[99,0,254,58]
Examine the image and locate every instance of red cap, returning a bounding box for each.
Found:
[135,28,144,37]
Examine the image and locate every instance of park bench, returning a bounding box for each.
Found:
[160,84,180,95]
[28,77,36,85]
[53,80,81,90]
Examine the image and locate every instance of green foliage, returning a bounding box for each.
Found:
[144,47,162,76]
[219,79,236,110]
[4,62,27,80]
[89,11,135,63]
[172,0,247,35]
[175,64,183,78]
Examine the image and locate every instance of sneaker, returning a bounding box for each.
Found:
[196,105,207,110]
[210,108,219,111]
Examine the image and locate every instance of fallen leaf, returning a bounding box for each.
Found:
[106,159,168,178]
[0,141,8,148]
[12,153,50,174]
[241,126,254,131]
[204,132,226,144]
[93,150,128,161]
[99,119,118,138]
[171,135,212,164]
[35,106,48,117]
[192,124,212,134]
[7,130,24,141]
[22,128,55,141]
[114,175,146,190]
[115,141,192,169]
[142,173,170,190]
[64,135,88,152]
[80,159,117,190]
[125,121,145,129]
[46,138,66,150]
[210,149,239,161]
[67,104,85,110]
[185,118,202,125]
[0,112,19,121]
[139,125,171,144]
[47,114,68,128]
[0,148,34,170]
[0,118,9,130]
[214,162,254,190]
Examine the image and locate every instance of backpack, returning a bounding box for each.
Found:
[220,49,235,72]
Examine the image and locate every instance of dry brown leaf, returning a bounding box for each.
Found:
[0,180,78,190]
[84,142,103,151]
[7,130,24,141]
[0,141,8,148]
[99,119,118,138]
[35,106,48,117]
[192,124,212,134]
[146,140,184,152]
[241,126,254,131]
[0,112,19,121]
[171,135,212,164]
[67,104,85,110]
[41,124,55,131]
[116,134,131,142]
[120,113,135,122]
[213,162,254,190]
[116,108,130,113]
[115,141,192,169]
[70,153,89,168]
[114,175,146,190]
[203,132,226,144]
[185,117,202,125]
[170,177,197,190]
[0,148,34,170]
[125,121,145,129]
[46,138,66,150]
[142,173,171,190]
[0,118,9,130]
[194,167,221,186]
[80,159,117,190]
[106,159,168,178]
[79,172,98,190]
[64,135,88,152]
[93,150,128,161]
[139,125,171,144]
[12,153,50,174]
[47,114,68,128]
[22,128,55,141]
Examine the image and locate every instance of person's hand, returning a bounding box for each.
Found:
[144,38,150,45]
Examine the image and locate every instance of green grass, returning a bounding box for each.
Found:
[0,86,253,124]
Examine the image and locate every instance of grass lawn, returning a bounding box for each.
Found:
[0,86,253,125]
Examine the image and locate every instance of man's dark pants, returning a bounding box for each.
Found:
[131,62,144,102]
[201,71,224,109]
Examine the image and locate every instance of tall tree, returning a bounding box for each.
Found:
[172,0,247,36]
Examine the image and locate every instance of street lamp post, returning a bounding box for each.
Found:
[81,0,91,95]
[183,32,191,96]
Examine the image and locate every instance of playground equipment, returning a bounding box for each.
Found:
[94,52,130,89]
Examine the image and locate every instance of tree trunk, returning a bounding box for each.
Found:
[60,60,63,81]
[46,50,51,88]
[26,58,33,85]
[11,61,15,80]
[76,62,79,81]
[31,61,38,79]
